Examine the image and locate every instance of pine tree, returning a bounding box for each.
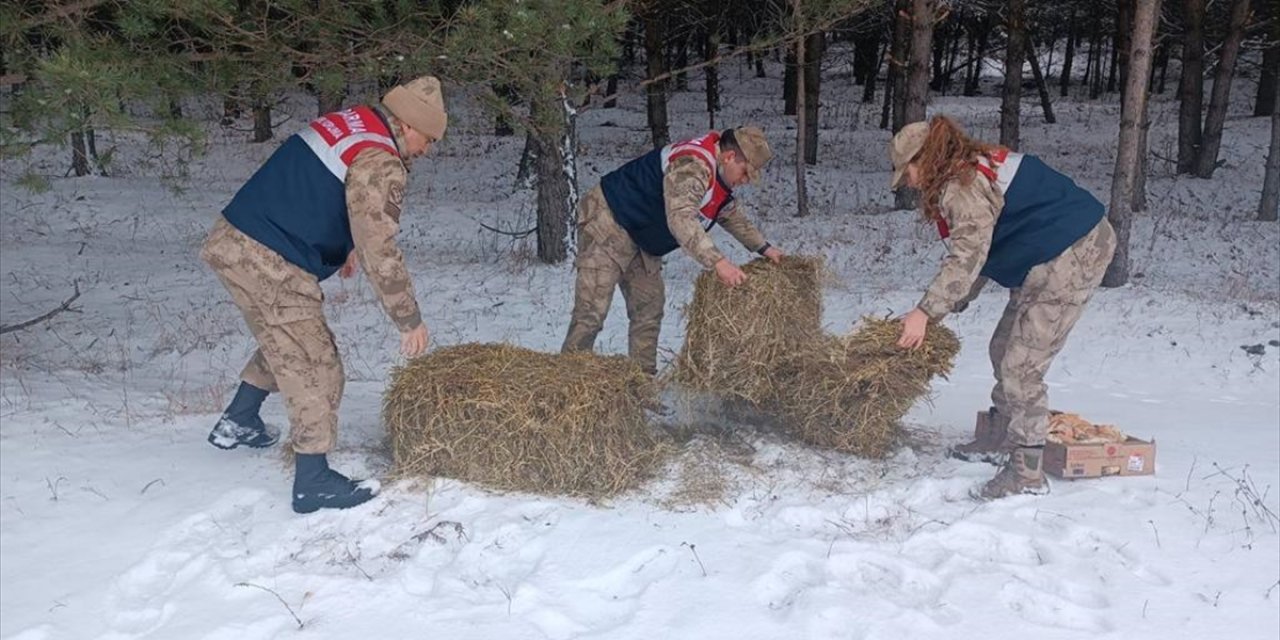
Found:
[439,0,626,264]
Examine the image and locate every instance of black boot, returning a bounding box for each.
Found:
[291,453,380,514]
[208,382,278,449]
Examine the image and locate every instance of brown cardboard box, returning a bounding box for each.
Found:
[974,411,1156,480]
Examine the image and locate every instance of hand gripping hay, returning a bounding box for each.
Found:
[672,256,960,457]
[671,256,826,403]
[384,343,670,499]
[770,318,960,457]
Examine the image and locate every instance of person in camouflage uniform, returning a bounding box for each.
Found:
[201,76,447,514]
[562,127,785,375]
[888,116,1117,499]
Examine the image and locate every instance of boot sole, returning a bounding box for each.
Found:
[207,433,279,450]
[292,492,376,514]
[948,449,1008,466]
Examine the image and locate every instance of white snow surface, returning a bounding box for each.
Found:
[2,60,1279,640]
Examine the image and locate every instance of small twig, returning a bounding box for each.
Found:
[681,542,707,577]
[235,582,304,629]
[45,476,67,502]
[346,545,373,581]
[140,478,165,495]
[1265,580,1279,600]
[81,486,109,501]
[0,282,81,335]
[1142,599,1149,619]
[1147,520,1161,549]
[478,221,537,239]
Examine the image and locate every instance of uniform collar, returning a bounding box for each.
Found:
[373,105,413,171]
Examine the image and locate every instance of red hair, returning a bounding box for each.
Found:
[912,116,1005,222]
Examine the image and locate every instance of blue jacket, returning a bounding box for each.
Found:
[600,133,735,257]
[980,153,1104,287]
[222,106,400,281]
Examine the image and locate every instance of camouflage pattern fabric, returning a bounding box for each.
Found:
[201,217,343,454]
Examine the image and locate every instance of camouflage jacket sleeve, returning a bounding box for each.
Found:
[716,201,769,254]
[346,148,423,332]
[917,178,1001,319]
[663,156,726,269]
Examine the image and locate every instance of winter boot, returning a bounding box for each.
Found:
[208,382,279,450]
[291,453,380,514]
[950,406,1010,465]
[978,446,1049,499]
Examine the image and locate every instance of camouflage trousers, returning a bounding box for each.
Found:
[561,187,665,375]
[201,216,343,454]
[991,218,1117,446]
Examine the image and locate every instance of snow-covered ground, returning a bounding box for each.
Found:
[2,57,1278,640]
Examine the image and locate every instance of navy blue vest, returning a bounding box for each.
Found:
[980,154,1104,288]
[600,138,735,257]
[222,106,399,281]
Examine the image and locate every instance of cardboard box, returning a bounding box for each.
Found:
[974,411,1156,480]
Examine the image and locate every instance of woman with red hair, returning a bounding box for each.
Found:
[888,116,1116,499]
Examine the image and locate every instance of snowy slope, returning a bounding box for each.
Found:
[2,58,1278,640]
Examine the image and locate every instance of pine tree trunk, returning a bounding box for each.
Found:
[705,30,720,130]
[534,133,570,263]
[943,27,962,94]
[623,18,638,66]
[1177,0,1205,173]
[965,21,984,96]
[803,31,823,165]
[1000,0,1026,149]
[1106,36,1119,93]
[861,36,883,102]
[604,74,619,108]
[69,130,90,177]
[756,54,767,78]
[854,30,879,87]
[896,0,935,210]
[494,84,517,136]
[1115,0,1132,99]
[930,25,946,91]
[517,132,536,187]
[1089,28,1104,99]
[1060,11,1077,97]
[533,95,578,264]
[86,126,106,176]
[168,97,183,119]
[1261,102,1280,221]
[1194,0,1250,179]
[1254,8,1279,117]
[890,0,911,132]
[643,14,669,148]
[1153,38,1170,94]
[795,1,809,218]
[220,95,241,126]
[252,101,272,143]
[1028,40,1056,123]
[784,44,798,116]
[1103,0,1161,288]
[674,36,690,91]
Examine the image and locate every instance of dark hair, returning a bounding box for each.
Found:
[719,128,742,155]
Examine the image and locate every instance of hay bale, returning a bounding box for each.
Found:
[383,343,669,499]
[670,256,825,403]
[771,318,960,457]
[672,254,960,458]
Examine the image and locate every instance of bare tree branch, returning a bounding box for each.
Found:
[0,283,81,335]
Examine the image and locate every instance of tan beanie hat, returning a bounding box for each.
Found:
[382,76,448,140]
